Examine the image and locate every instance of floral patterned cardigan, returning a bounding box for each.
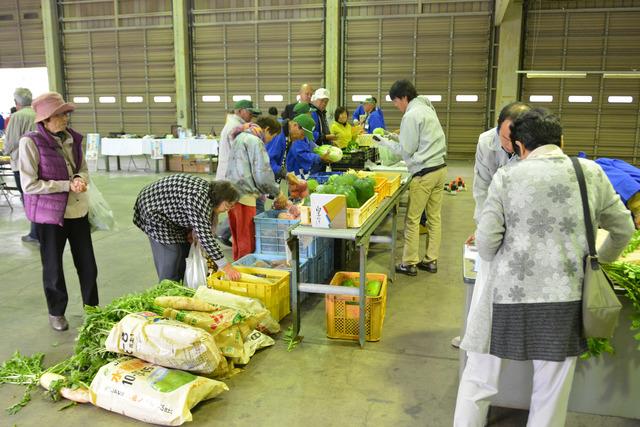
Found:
[464,144,633,361]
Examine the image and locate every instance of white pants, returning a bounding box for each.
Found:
[454,352,577,427]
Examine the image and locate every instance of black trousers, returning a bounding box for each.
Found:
[148,237,190,282]
[36,215,99,316]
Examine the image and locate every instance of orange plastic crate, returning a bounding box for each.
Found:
[325,272,388,342]
[207,266,290,321]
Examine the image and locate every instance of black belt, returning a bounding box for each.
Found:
[413,163,446,178]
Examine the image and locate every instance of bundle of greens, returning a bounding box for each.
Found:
[584,261,640,358]
[0,280,194,414]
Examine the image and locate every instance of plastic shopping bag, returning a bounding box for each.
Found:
[87,177,115,232]
[185,242,208,289]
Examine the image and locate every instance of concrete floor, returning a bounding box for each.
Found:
[0,161,637,426]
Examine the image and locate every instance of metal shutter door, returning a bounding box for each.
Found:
[522,2,640,164]
[191,0,325,135]
[343,1,493,160]
[0,0,45,68]
[59,0,175,136]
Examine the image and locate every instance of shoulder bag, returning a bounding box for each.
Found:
[570,157,621,339]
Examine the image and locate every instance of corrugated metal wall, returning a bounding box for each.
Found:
[59,0,175,136]
[0,0,45,67]
[191,0,325,135]
[522,0,640,164]
[343,0,494,160]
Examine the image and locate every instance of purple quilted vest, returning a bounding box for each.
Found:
[23,123,84,226]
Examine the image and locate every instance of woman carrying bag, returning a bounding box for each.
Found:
[18,92,98,332]
[454,108,634,427]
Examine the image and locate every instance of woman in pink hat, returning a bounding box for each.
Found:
[18,92,98,331]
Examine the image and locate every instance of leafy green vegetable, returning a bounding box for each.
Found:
[372,127,385,136]
[622,229,640,257]
[283,326,303,352]
[334,186,360,208]
[307,179,319,193]
[353,178,375,205]
[0,280,194,413]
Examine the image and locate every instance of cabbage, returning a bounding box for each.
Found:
[307,179,319,193]
[372,127,385,136]
[313,145,343,162]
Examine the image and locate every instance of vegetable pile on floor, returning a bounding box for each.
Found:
[0,280,279,424]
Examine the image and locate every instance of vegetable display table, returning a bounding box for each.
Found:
[459,245,640,419]
[101,138,218,173]
[287,177,411,347]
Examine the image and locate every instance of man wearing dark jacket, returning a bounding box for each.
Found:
[282,83,314,120]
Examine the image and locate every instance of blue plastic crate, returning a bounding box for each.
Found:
[233,253,310,304]
[308,171,343,184]
[308,242,334,284]
[254,210,325,258]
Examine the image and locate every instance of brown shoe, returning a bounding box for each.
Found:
[417,260,437,273]
[48,315,69,331]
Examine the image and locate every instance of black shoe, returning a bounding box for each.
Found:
[217,236,232,247]
[21,235,39,245]
[417,260,437,273]
[48,315,69,331]
[395,263,417,276]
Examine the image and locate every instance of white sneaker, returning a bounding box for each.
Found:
[451,336,461,348]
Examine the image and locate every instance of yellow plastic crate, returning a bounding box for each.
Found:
[325,272,388,342]
[346,194,377,227]
[207,266,290,321]
[356,134,375,147]
[299,193,377,228]
[377,172,401,196]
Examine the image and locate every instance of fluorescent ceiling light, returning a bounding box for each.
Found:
[154,96,172,103]
[232,95,251,102]
[73,96,89,104]
[264,94,283,102]
[202,95,221,102]
[426,95,442,102]
[568,96,592,103]
[98,96,116,104]
[385,95,392,102]
[529,95,553,103]
[526,71,587,79]
[603,72,640,79]
[456,94,478,102]
[608,96,633,103]
[126,96,143,103]
[352,95,371,103]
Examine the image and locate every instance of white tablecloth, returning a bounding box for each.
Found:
[101,138,218,156]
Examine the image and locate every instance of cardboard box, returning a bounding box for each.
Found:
[168,155,183,172]
[310,194,346,228]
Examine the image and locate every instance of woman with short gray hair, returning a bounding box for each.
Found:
[454,108,634,426]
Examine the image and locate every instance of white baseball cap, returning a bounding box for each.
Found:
[311,88,330,101]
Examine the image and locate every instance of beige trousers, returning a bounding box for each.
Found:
[402,167,447,265]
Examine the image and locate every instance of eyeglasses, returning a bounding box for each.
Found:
[52,112,71,119]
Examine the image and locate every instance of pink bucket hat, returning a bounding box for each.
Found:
[32,92,75,123]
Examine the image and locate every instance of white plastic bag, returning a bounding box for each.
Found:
[90,357,228,426]
[184,242,207,289]
[87,177,115,231]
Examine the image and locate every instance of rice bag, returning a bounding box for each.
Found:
[231,329,275,365]
[194,286,280,334]
[90,357,228,426]
[105,312,222,374]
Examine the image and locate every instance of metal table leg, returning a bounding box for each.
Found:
[105,156,111,172]
[116,156,121,171]
[389,201,398,282]
[358,240,368,348]
[288,235,301,339]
